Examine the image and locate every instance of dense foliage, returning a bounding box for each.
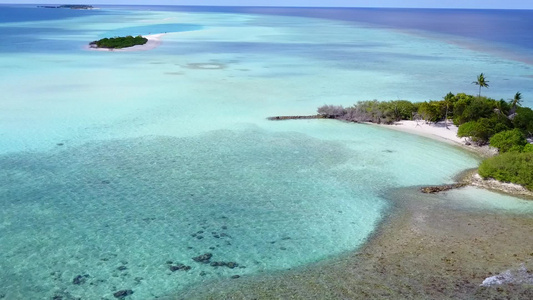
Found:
[457,118,500,144]
[512,107,533,136]
[90,35,148,49]
[317,92,532,144]
[489,129,527,153]
[478,152,533,190]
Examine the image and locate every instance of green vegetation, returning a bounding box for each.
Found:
[489,129,527,153]
[318,100,418,124]
[90,35,148,49]
[512,107,533,136]
[457,118,500,144]
[39,5,94,9]
[478,152,533,190]
[316,73,533,190]
[472,73,489,97]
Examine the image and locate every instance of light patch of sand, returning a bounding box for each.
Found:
[374,120,498,157]
[86,33,165,52]
[378,120,463,145]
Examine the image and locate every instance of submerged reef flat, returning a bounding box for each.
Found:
[177,188,533,299]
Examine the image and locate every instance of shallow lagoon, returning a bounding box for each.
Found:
[0,6,532,299]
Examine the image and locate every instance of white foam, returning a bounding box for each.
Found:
[481,265,533,286]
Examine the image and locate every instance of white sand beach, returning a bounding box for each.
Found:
[378,120,463,145]
[87,33,165,52]
[375,120,498,157]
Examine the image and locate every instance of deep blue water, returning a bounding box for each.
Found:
[107,6,533,53]
[2,5,532,61]
[3,5,532,49]
[0,5,107,22]
[0,5,202,53]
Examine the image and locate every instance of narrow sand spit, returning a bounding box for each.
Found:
[86,33,165,52]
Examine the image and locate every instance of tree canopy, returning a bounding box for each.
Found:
[90,35,148,49]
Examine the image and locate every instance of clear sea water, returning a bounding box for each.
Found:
[0,5,532,299]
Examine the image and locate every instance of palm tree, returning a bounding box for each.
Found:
[508,91,522,116]
[494,99,509,116]
[472,73,489,97]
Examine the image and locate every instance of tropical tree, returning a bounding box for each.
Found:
[494,99,510,116]
[472,73,489,97]
[508,91,522,115]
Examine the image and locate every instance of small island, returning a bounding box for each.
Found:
[38,5,94,10]
[89,35,148,50]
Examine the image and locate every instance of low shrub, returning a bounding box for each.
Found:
[478,152,533,190]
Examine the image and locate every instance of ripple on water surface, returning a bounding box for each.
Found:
[0,129,388,299]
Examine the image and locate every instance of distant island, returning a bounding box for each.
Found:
[38,5,94,10]
[89,35,148,50]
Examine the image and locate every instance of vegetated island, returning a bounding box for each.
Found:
[269,74,533,196]
[38,5,94,10]
[89,35,148,50]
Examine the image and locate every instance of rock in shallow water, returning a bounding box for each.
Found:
[192,253,212,263]
[169,263,191,272]
[72,274,89,285]
[113,289,133,299]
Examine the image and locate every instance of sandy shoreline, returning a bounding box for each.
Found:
[372,120,498,157]
[373,120,533,198]
[86,33,165,52]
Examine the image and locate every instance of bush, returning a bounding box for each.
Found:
[317,104,346,118]
[512,107,533,137]
[489,129,527,153]
[478,152,533,190]
[451,93,474,124]
[417,100,446,123]
[452,95,499,125]
[457,116,511,145]
[457,118,495,145]
[523,144,533,153]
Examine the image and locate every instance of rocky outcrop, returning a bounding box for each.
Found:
[210,261,239,269]
[468,173,533,198]
[192,253,213,263]
[267,115,324,121]
[113,289,133,299]
[169,263,191,272]
[420,183,468,194]
[72,274,89,285]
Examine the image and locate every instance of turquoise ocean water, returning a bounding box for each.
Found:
[0,5,532,299]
